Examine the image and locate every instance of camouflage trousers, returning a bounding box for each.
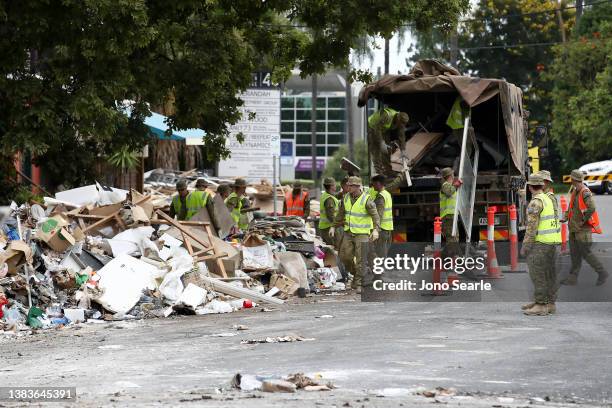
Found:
[339,233,371,289]
[319,227,334,246]
[442,215,460,257]
[372,230,392,259]
[569,230,605,277]
[527,243,559,304]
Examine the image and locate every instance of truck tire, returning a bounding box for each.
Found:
[603,181,612,195]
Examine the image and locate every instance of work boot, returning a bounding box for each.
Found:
[355,286,362,294]
[523,303,549,316]
[560,274,578,286]
[521,302,536,310]
[546,303,556,314]
[596,271,609,286]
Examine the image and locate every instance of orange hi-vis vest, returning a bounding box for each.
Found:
[285,191,308,216]
[568,187,602,234]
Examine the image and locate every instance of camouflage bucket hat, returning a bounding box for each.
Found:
[233,178,247,187]
[347,176,363,186]
[536,170,553,183]
[570,169,584,182]
[526,174,545,186]
[323,177,336,186]
[441,167,454,178]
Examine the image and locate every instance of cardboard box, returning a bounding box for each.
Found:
[0,240,33,275]
[270,274,299,295]
[37,215,76,252]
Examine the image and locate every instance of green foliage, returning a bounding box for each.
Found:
[322,140,369,184]
[548,3,612,170]
[108,147,139,170]
[0,0,468,189]
[409,0,573,134]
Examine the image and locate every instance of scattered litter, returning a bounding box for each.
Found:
[315,315,334,319]
[98,345,123,350]
[241,335,315,344]
[261,379,296,393]
[417,387,457,398]
[233,324,249,331]
[209,332,238,337]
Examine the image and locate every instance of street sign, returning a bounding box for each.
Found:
[218,88,281,180]
[280,140,293,157]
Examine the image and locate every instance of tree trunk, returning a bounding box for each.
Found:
[311,74,318,184]
[345,69,354,161]
[557,0,567,42]
[449,28,458,67]
[576,0,583,25]
[384,38,390,74]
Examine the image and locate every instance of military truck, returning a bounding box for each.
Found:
[358,60,529,243]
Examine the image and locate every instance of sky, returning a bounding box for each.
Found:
[352,33,416,75]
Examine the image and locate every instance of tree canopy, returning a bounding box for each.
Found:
[547,2,612,169]
[0,0,469,190]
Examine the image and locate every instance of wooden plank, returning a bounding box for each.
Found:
[81,212,119,233]
[149,220,211,227]
[154,210,210,249]
[181,231,194,256]
[67,214,106,220]
[205,223,228,279]
[194,252,228,262]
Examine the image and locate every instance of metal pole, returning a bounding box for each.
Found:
[311,74,318,184]
[273,154,277,216]
[345,70,354,161]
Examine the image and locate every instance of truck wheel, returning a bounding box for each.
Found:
[604,181,612,195]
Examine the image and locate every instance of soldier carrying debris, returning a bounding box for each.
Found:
[367,107,409,176]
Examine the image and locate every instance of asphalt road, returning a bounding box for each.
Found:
[0,195,610,408]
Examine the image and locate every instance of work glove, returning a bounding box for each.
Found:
[371,229,380,242]
[329,227,335,238]
[453,178,463,188]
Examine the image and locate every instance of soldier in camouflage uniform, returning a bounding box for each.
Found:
[439,167,462,256]
[560,170,608,286]
[367,108,409,176]
[520,174,561,316]
[333,176,350,250]
[369,173,405,258]
[319,177,338,246]
[335,176,381,293]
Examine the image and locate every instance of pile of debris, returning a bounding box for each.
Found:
[0,182,342,335]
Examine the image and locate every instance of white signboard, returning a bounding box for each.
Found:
[218,89,281,180]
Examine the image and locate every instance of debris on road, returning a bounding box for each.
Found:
[231,372,334,393]
[241,335,315,344]
[1,180,347,336]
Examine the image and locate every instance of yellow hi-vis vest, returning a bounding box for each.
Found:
[318,191,338,230]
[186,190,210,220]
[535,193,562,244]
[344,191,373,234]
[439,182,457,218]
[367,187,393,231]
[446,97,465,129]
[172,195,184,218]
[225,192,242,227]
[368,107,397,130]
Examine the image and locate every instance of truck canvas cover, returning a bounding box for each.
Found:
[358,60,527,175]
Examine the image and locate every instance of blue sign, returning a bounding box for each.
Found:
[280,141,293,157]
